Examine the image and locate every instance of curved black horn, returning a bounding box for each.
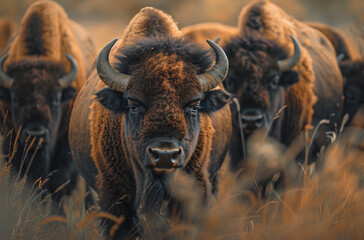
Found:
[59,54,78,88]
[277,35,301,72]
[96,39,130,92]
[197,39,229,92]
[0,54,14,88]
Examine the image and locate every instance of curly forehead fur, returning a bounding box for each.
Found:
[224,34,288,74]
[115,37,212,75]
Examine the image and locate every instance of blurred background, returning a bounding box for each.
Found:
[1,0,363,51]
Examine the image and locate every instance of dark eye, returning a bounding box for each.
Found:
[129,104,139,114]
[12,95,19,105]
[185,100,201,116]
[52,94,61,106]
[127,99,145,114]
[269,75,280,90]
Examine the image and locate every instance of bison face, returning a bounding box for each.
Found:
[96,38,229,175]
[0,56,77,148]
[340,60,364,124]
[223,35,301,135]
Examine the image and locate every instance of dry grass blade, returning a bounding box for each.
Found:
[36,216,68,229]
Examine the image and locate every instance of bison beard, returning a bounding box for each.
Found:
[140,170,169,214]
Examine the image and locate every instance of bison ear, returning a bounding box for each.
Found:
[200,89,231,113]
[280,70,300,87]
[0,87,11,103]
[61,86,77,102]
[339,60,363,75]
[95,88,128,113]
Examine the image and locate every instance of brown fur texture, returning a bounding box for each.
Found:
[0,18,16,51]
[0,0,96,211]
[70,6,232,239]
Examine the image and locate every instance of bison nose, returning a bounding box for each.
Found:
[240,109,266,131]
[146,142,183,169]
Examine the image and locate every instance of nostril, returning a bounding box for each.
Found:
[148,147,159,162]
[256,115,264,123]
[172,149,182,163]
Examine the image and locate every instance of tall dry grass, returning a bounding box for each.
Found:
[0,161,107,239]
[1,125,363,239]
[135,126,364,240]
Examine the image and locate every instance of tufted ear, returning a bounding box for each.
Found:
[280,70,300,87]
[95,88,128,113]
[61,86,77,102]
[0,87,10,103]
[200,89,231,113]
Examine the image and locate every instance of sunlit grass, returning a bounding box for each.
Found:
[0,122,364,239]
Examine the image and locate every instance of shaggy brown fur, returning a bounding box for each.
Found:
[0,18,16,51]
[0,0,96,211]
[70,6,232,239]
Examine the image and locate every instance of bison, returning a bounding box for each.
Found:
[0,18,16,52]
[183,0,343,173]
[0,0,96,211]
[69,7,232,239]
[306,22,364,128]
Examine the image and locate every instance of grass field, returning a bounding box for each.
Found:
[0,125,363,239]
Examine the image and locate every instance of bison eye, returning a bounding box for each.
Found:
[185,99,201,116]
[127,99,145,114]
[52,93,61,106]
[269,75,280,90]
[12,95,19,106]
[185,104,201,116]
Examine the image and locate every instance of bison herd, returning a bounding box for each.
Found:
[0,0,363,239]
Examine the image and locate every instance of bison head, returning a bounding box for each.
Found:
[95,37,230,175]
[223,34,301,136]
[0,54,78,149]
